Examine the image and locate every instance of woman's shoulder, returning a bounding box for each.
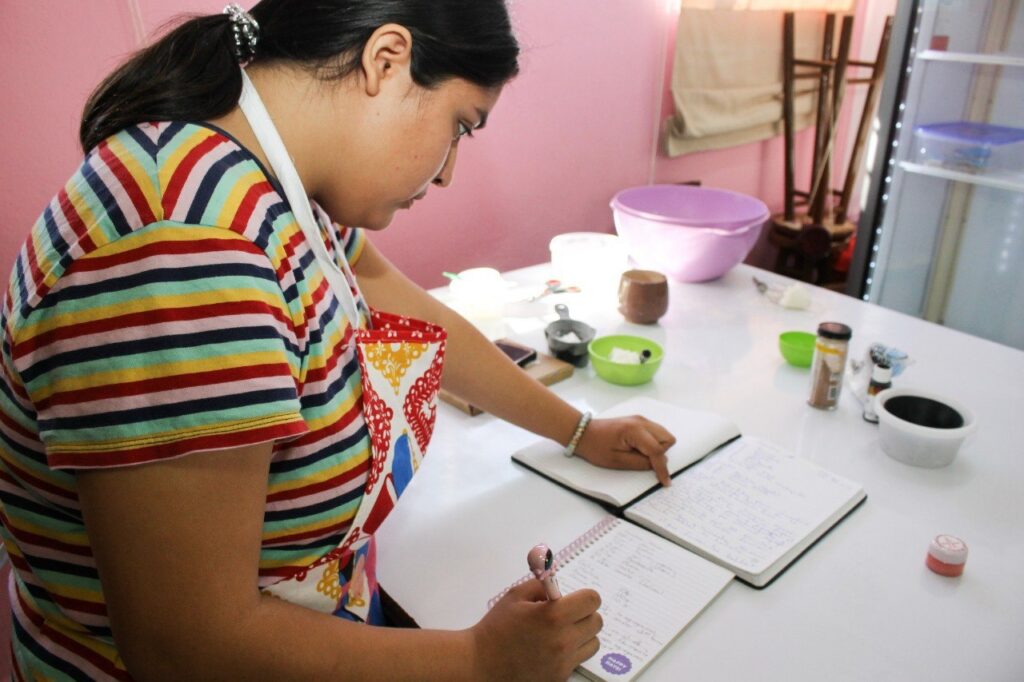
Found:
[73,121,277,224]
[57,120,292,248]
[11,123,290,321]
[102,121,276,208]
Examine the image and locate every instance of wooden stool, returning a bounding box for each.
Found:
[771,12,893,290]
[769,214,855,285]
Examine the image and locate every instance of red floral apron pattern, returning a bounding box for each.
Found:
[261,310,446,622]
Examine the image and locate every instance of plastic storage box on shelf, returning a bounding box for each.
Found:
[610,185,769,283]
[913,121,1024,176]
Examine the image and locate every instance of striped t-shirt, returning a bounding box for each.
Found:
[0,121,373,679]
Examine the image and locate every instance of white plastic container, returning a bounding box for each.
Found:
[548,232,628,293]
[447,267,509,321]
[913,121,1024,176]
[874,387,977,468]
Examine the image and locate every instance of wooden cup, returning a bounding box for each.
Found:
[618,270,668,324]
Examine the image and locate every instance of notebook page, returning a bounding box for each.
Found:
[557,518,734,682]
[626,438,863,578]
[512,397,740,508]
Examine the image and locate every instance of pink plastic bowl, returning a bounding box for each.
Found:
[612,185,769,228]
[611,185,768,282]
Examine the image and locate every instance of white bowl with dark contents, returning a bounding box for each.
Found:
[874,388,977,468]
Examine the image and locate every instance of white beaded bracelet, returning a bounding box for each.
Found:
[563,411,592,458]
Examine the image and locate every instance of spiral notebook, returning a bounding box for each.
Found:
[488,516,734,682]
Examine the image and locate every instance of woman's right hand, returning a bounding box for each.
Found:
[469,581,602,681]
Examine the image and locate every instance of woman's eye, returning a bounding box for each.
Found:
[456,121,474,140]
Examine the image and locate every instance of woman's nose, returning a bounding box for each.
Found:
[432,144,459,187]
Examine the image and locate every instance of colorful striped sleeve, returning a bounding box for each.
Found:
[9,222,309,469]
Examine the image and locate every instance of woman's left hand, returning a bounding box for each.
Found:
[574,416,676,486]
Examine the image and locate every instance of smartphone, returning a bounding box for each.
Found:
[495,338,538,368]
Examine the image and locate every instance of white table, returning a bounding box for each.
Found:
[377,263,1024,681]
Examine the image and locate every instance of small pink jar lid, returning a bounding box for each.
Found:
[926,535,968,576]
[929,535,968,564]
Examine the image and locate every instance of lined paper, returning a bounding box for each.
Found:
[627,438,864,578]
[556,519,734,682]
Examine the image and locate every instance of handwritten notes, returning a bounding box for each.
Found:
[556,519,733,682]
[627,438,864,580]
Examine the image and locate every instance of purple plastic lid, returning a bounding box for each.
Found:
[611,185,769,228]
[915,121,1024,146]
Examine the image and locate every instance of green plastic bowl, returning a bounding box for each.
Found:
[778,331,815,368]
[588,335,664,385]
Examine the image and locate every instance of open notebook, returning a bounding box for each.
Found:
[512,397,866,588]
[488,516,734,682]
[513,398,741,511]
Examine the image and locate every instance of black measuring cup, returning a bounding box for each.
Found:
[544,304,596,368]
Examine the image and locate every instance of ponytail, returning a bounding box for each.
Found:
[80,15,241,152]
[79,1,519,153]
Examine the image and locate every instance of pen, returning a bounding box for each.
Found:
[527,544,562,600]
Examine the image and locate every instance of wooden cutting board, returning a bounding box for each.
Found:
[438,352,575,416]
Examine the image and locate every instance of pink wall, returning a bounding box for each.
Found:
[0,1,892,289]
[0,1,137,277]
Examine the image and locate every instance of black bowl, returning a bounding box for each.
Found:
[882,395,965,429]
[544,319,596,368]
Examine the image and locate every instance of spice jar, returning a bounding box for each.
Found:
[862,360,893,423]
[808,322,852,410]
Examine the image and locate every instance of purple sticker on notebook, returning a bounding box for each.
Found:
[600,653,632,675]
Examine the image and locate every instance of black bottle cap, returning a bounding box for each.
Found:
[817,322,852,341]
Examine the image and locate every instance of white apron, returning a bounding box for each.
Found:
[237,69,447,623]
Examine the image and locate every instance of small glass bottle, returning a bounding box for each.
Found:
[862,360,893,423]
[808,322,853,410]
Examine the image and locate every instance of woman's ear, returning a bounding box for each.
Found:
[361,23,414,97]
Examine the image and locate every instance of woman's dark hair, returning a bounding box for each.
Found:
[80,0,519,151]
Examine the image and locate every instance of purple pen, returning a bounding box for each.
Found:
[527,544,562,600]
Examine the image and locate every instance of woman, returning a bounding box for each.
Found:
[0,1,675,678]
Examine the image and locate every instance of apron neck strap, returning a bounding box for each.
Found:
[237,68,362,330]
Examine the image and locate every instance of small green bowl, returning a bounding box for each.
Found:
[778,331,815,368]
[588,335,664,385]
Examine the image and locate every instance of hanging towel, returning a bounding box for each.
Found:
[665,9,827,156]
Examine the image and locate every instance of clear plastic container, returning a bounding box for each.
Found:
[548,232,627,293]
[913,121,1024,176]
[447,267,509,321]
[808,322,852,410]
